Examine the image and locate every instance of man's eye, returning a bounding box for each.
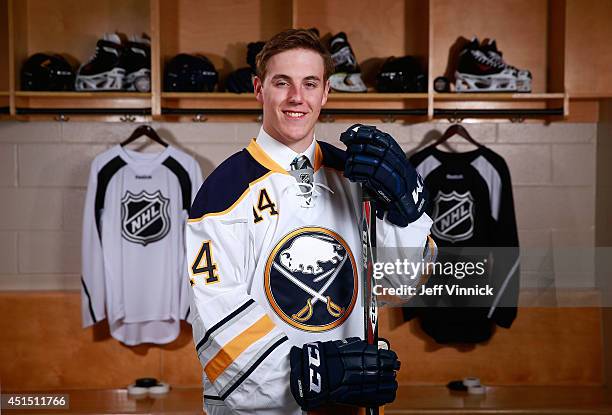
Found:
[275,81,289,87]
[305,82,318,88]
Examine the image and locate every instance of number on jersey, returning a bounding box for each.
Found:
[192,241,219,284]
[253,188,278,223]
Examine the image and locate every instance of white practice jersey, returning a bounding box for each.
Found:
[186,132,434,415]
[82,144,203,346]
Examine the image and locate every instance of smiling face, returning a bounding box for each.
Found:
[254,48,330,153]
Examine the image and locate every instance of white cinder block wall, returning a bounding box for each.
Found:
[0,121,597,292]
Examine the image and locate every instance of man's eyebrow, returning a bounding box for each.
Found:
[269,74,322,82]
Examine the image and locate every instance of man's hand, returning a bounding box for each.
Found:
[340,124,428,227]
[289,337,400,411]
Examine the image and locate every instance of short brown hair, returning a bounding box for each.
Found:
[255,29,334,81]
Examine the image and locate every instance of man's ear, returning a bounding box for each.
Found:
[321,79,330,106]
[254,76,264,104]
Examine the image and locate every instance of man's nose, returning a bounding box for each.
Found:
[288,84,303,103]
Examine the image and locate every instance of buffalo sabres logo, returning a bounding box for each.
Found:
[265,227,358,332]
[432,190,474,243]
[121,190,170,246]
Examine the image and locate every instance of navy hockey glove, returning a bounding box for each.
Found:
[289,337,400,411]
[340,124,428,227]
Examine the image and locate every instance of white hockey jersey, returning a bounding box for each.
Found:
[82,144,203,346]
[186,128,433,414]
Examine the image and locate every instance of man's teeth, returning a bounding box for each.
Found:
[285,111,305,118]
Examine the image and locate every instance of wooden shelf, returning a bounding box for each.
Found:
[329,92,429,100]
[3,90,580,121]
[568,93,612,100]
[14,91,152,113]
[162,92,253,100]
[161,92,260,114]
[0,0,610,121]
[433,92,568,119]
[434,93,565,101]
[2,90,594,121]
[15,91,150,98]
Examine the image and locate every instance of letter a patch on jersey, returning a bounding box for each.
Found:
[121,190,170,246]
[264,227,358,332]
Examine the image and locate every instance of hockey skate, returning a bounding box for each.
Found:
[481,39,532,92]
[75,33,124,91]
[121,35,151,92]
[328,32,367,93]
[454,38,518,92]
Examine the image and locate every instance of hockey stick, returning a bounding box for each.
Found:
[361,188,379,415]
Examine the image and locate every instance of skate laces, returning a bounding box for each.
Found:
[472,49,503,68]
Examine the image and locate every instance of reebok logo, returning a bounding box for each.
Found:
[135,175,152,179]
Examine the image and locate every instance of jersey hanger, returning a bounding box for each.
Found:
[434,123,482,148]
[121,125,168,148]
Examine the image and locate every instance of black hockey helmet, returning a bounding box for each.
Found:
[164,54,218,92]
[226,67,254,93]
[21,53,75,91]
[246,41,265,72]
[376,56,427,93]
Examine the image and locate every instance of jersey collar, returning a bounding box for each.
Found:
[248,127,323,174]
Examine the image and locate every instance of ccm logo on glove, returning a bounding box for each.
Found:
[308,343,322,393]
[340,124,428,227]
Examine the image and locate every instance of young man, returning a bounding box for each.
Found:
[186,29,433,414]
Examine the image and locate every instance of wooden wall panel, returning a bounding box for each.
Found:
[159,0,292,86]
[382,307,603,386]
[0,292,200,390]
[546,0,565,93]
[567,99,599,123]
[160,325,201,386]
[0,292,603,390]
[18,0,150,71]
[565,0,612,95]
[431,0,548,93]
[0,0,8,91]
[294,0,429,84]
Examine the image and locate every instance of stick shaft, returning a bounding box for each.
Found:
[362,189,379,415]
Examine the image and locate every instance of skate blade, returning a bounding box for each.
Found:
[455,71,517,92]
[330,72,367,92]
[125,68,151,92]
[76,67,125,91]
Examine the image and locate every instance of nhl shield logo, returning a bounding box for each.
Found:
[121,190,170,246]
[265,227,358,332]
[432,191,475,243]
